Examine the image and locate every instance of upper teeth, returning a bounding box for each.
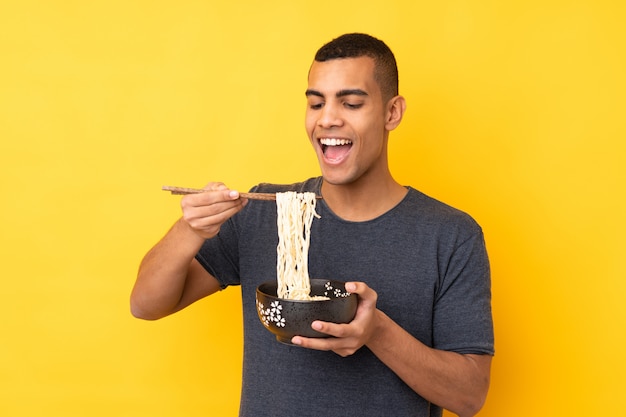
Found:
[320,138,352,146]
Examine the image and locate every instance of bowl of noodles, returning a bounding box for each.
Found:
[255,279,358,344]
[255,191,357,343]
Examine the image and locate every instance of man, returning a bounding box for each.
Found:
[131,33,494,417]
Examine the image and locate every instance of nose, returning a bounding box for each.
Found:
[317,103,343,129]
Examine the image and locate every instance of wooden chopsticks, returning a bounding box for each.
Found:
[162,186,321,201]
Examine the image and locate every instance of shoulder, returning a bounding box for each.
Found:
[401,187,483,236]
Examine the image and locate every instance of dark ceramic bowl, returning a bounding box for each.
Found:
[256,279,358,344]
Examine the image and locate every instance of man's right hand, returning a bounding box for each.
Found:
[181,182,248,239]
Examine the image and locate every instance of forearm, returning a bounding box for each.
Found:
[367,311,491,417]
[131,218,208,319]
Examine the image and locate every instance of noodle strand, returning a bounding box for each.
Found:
[276,191,322,300]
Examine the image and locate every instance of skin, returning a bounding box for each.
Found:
[305,57,407,221]
[131,56,492,417]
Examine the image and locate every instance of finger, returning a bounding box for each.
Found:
[186,203,243,226]
[291,320,348,345]
[183,189,242,209]
[202,182,228,191]
[291,332,359,357]
[311,320,350,338]
[181,192,246,233]
[291,334,335,351]
[345,281,368,295]
[202,183,245,203]
[345,281,377,307]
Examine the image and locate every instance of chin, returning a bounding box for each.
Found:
[320,170,356,187]
[318,156,359,184]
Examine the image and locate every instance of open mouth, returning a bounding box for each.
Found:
[320,138,352,162]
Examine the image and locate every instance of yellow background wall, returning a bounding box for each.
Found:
[1,1,624,416]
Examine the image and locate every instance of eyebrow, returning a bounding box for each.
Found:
[305,88,369,98]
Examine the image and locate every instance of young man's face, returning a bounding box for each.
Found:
[305,56,390,187]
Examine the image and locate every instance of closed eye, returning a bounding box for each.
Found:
[305,89,324,110]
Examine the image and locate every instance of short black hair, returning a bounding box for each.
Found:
[314,33,399,100]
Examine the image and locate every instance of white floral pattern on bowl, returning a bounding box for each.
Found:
[256,281,351,330]
[257,299,285,328]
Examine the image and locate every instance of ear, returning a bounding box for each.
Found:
[385,95,407,131]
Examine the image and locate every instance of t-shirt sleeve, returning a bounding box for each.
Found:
[195,216,242,289]
[432,228,495,355]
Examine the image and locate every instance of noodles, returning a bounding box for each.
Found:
[275,191,324,300]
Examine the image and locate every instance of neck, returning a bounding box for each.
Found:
[320,174,407,222]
